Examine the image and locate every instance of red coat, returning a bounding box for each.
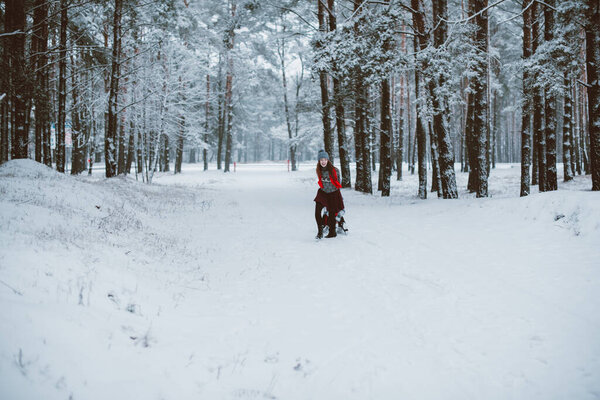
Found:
[315,167,344,217]
[318,167,342,190]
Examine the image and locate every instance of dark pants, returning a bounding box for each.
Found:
[314,189,345,230]
[314,201,345,229]
[315,202,328,228]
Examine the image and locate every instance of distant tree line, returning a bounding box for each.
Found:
[312,0,599,196]
[1,0,598,193]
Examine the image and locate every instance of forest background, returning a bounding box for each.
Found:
[1,0,599,197]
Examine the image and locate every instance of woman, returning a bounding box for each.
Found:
[314,149,346,239]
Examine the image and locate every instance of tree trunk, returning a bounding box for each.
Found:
[162,134,170,172]
[175,115,185,174]
[105,0,122,178]
[380,77,392,196]
[429,123,442,197]
[353,0,372,194]
[175,75,185,175]
[70,54,85,174]
[33,0,50,164]
[396,72,405,181]
[431,0,458,198]
[328,0,351,187]
[126,120,135,174]
[586,0,600,190]
[204,73,210,171]
[520,2,533,196]
[563,75,574,182]
[217,55,224,170]
[531,2,546,191]
[117,106,127,174]
[5,0,28,160]
[544,0,558,190]
[412,0,427,199]
[224,4,236,173]
[55,0,69,170]
[0,25,7,164]
[317,0,334,161]
[278,30,297,171]
[466,0,489,197]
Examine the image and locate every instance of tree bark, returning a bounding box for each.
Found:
[431,0,458,198]
[586,0,600,190]
[126,120,135,174]
[317,0,334,161]
[277,29,297,171]
[105,0,122,178]
[353,0,372,194]
[429,123,442,197]
[531,3,546,191]
[224,3,236,173]
[174,76,185,175]
[544,0,558,191]
[380,77,392,196]
[217,55,224,170]
[563,76,574,182]
[5,0,28,160]
[70,54,86,174]
[204,73,210,171]
[396,72,405,181]
[466,0,489,197]
[55,0,69,170]
[412,0,427,199]
[328,0,351,187]
[33,0,50,164]
[520,2,532,196]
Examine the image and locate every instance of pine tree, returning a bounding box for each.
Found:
[520,2,532,196]
[33,0,51,165]
[585,0,600,190]
[544,0,558,191]
[380,75,392,196]
[563,76,574,182]
[465,0,489,198]
[412,0,428,199]
[224,2,236,173]
[6,0,29,160]
[105,0,123,177]
[353,0,372,194]
[430,0,458,199]
[327,0,351,188]
[317,0,334,162]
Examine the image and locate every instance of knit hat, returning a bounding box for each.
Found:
[318,149,329,161]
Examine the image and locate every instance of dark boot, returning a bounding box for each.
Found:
[316,225,324,239]
[325,218,337,238]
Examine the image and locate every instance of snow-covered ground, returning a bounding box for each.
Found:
[1,159,599,400]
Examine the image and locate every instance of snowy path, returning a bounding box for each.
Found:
[1,161,599,399]
[152,164,600,399]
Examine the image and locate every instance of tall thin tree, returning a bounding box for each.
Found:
[57,0,68,171]
[353,0,372,194]
[224,2,236,173]
[544,0,558,191]
[520,2,533,196]
[563,76,574,182]
[430,0,458,198]
[585,0,600,190]
[317,0,334,162]
[327,0,351,187]
[33,0,51,164]
[465,0,489,197]
[105,0,123,177]
[412,0,428,199]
